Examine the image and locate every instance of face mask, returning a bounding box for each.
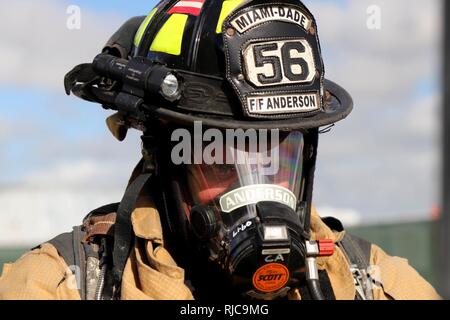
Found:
[179,131,315,299]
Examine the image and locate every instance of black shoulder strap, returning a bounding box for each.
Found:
[47,232,75,267]
[104,172,153,300]
[45,202,122,300]
[339,234,373,300]
[322,217,373,300]
[339,234,371,270]
[43,170,152,301]
[47,226,86,300]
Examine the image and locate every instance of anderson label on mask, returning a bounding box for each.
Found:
[220,185,297,213]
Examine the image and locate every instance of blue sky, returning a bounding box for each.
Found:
[66,0,157,15]
[0,0,358,183]
[0,0,442,245]
[64,0,350,16]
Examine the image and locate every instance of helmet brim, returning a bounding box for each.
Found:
[151,79,353,131]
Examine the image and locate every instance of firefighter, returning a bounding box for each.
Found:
[0,0,441,300]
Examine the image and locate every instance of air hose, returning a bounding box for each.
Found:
[305,254,326,300]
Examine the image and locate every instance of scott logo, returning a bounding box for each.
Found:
[253,263,290,293]
[259,274,284,281]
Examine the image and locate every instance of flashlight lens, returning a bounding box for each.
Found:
[161,74,180,100]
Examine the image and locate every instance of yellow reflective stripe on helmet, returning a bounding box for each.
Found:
[134,8,158,48]
[150,14,188,56]
[216,0,245,33]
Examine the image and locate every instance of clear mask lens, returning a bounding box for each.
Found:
[185,131,306,226]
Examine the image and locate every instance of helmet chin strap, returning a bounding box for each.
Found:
[146,130,194,268]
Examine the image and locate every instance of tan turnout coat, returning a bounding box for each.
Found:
[0,189,441,300]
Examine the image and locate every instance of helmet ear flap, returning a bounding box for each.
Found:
[106,113,129,141]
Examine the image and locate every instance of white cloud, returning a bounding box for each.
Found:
[307,0,442,104]
[0,1,144,245]
[0,119,11,141]
[0,0,124,90]
[23,159,127,190]
[0,0,443,246]
[0,187,123,246]
[406,93,442,137]
[0,157,139,246]
[315,95,441,216]
[304,0,442,218]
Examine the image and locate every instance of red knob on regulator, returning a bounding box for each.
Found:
[318,239,335,257]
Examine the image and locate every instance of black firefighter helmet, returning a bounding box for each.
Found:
[129,0,353,129]
[66,0,353,131]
